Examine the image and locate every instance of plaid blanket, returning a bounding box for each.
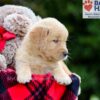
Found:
[0,68,80,100]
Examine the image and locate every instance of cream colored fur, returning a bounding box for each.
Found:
[15,18,72,85]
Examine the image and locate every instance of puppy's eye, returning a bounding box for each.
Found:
[53,39,59,43]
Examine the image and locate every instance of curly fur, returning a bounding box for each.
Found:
[0,5,41,36]
[0,5,39,24]
[0,54,7,70]
[3,13,32,36]
[0,5,41,69]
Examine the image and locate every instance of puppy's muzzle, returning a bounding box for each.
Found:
[63,51,68,57]
[62,51,68,61]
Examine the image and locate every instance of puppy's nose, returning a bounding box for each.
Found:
[63,52,68,57]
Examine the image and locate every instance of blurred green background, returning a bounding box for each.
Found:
[0,0,100,100]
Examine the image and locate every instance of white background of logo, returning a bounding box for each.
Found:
[83,0,100,19]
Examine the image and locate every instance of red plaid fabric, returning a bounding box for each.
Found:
[0,68,80,100]
[0,26,16,52]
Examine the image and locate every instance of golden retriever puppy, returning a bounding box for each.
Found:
[15,18,72,85]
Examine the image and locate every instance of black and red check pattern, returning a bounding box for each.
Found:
[0,68,80,100]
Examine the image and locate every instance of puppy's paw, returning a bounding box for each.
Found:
[54,74,72,85]
[17,70,32,83]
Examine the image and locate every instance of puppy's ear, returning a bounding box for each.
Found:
[29,26,49,41]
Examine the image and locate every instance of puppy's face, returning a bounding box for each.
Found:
[29,20,68,62]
